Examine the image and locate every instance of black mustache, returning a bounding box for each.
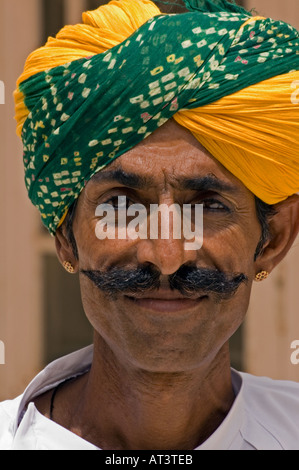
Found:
[81,264,248,301]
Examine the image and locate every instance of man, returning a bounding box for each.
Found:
[1,0,299,450]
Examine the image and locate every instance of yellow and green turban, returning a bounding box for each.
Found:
[14,0,299,235]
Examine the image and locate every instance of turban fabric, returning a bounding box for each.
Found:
[14,0,299,235]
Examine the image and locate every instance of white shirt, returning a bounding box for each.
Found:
[0,345,299,450]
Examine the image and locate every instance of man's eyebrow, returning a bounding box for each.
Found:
[180,175,238,193]
[91,168,154,189]
[91,169,238,193]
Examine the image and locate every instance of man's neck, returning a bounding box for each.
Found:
[67,337,235,450]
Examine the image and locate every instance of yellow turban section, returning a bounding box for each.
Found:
[175,72,299,203]
[15,0,299,214]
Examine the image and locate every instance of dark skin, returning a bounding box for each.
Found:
[34,120,299,450]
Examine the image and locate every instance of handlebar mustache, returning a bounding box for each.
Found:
[81,264,248,302]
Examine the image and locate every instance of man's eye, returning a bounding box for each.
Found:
[103,196,133,210]
[202,199,230,212]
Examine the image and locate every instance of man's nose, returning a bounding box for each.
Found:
[136,237,198,275]
[136,206,198,275]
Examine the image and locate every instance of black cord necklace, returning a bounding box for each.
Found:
[49,376,76,421]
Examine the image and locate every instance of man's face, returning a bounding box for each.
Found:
[71,120,262,372]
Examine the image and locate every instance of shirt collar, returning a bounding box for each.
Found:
[14,345,93,433]
[195,369,245,450]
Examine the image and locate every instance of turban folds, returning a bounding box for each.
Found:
[14,0,299,235]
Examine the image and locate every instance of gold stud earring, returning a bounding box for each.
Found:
[255,270,269,282]
[62,261,75,274]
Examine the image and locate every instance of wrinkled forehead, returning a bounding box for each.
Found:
[86,120,249,197]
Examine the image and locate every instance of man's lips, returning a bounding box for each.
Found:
[125,291,208,312]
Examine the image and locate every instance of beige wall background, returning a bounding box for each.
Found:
[0,0,298,401]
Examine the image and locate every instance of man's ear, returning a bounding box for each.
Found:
[55,225,78,273]
[254,194,299,276]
